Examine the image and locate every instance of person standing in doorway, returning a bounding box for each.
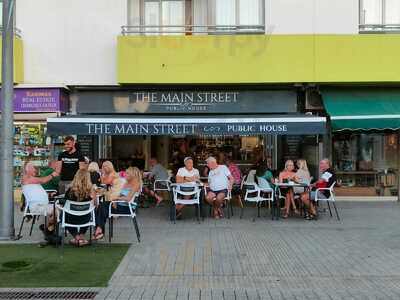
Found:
[57,136,85,194]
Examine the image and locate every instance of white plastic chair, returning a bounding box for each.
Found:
[154,177,172,192]
[256,177,276,220]
[245,170,257,184]
[17,185,51,239]
[224,189,233,219]
[172,184,201,223]
[315,181,339,220]
[240,182,263,221]
[108,192,140,243]
[153,177,172,202]
[56,200,96,249]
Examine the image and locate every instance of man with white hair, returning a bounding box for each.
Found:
[21,162,59,227]
[301,158,336,220]
[205,156,234,219]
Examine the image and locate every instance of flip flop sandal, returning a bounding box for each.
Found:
[78,239,89,247]
[69,239,78,246]
[176,210,183,220]
[155,198,163,207]
[93,232,104,240]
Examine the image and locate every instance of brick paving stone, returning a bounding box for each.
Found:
[176,288,189,300]
[222,289,235,300]
[117,288,134,299]
[188,288,201,300]
[129,288,146,300]
[200,289,212,300]
[245,288,260,300]
[141,288,157,300]
[234,288,248,300]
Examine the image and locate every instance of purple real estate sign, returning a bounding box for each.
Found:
[1,88,68,112]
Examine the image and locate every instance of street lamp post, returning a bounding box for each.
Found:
[0,0,15,240]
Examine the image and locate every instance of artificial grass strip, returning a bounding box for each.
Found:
[0,244,129,287]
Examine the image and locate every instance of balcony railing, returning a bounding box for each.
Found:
[121,25,265,35]
[359,24,400,33]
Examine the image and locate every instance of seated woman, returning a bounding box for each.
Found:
[278,160,298,218]
[88,162,101,186]
[101,161,119,187]
[256,160,275,188]
[64,169,96,246]
[94,167,142,240]
[293,159,311,195]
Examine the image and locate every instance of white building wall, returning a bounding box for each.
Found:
[266,0,359,34]
[15,0,359,85]
[16,0,127,86]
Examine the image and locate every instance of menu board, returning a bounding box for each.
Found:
[283,135,302,161]
[77,135,95,159]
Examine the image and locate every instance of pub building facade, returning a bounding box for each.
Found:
[47,86,400,200]
[12,0,400,199]
[47,86,326,186]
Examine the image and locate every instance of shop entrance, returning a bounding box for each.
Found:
[153,134,321,180]
[46,114,327,178]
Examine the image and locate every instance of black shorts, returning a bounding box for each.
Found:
[210,189,228,197]
[280,187,292,197]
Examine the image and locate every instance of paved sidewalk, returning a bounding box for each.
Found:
[94,201,400,299]
[11,201,400,299]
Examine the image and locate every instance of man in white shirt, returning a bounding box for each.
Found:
[174,157,200,217]
[21,162,59,236]
[176,157,199,184]
[205,157,234,219]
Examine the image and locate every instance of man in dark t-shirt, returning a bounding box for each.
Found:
[57,136,85,193]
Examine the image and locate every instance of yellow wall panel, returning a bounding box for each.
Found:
[118,34,400,84]
[0,37,24,83]
[118,35,315,84]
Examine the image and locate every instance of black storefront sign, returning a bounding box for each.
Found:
[47,117,326,136]
[75,90,297,114]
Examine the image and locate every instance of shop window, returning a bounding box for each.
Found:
[333,132,398,197]
[360,0,400,32]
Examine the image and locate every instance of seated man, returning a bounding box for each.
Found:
[22,162,59,228]
[144,157,169,206]
[175,157,200,217]
[205,157,234,219]
[301,158,336,220]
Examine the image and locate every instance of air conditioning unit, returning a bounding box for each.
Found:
[305,89,324,110]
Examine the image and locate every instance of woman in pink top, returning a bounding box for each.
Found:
[225,156,242,185]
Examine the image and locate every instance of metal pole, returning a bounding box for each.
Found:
[0,0,15,240]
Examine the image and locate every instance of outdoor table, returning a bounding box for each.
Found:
[169,182,205,221]
[275,182,311,217]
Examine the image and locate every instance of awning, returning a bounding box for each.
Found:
[322,89,400,131]
[47,115,326,136]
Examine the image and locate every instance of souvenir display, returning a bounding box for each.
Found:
[13,123,64,187]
